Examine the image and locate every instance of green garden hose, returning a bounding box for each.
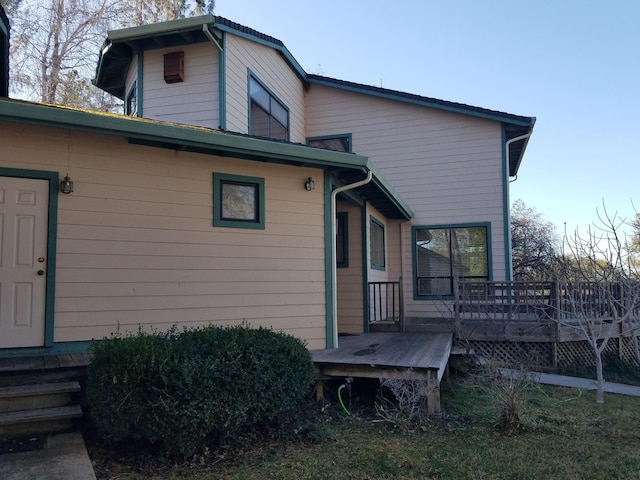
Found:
[338,384,351,415]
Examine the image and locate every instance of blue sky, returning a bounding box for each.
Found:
[215,0,640,237]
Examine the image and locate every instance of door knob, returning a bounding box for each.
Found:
[37,270,45,276]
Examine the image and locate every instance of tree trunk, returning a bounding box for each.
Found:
[594,349,605,404]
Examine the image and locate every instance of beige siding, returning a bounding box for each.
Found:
[224,34,305,142]
[336,201,363,334]
[0,122,328,349]
[142,43,219,128]
[306,85,507,318]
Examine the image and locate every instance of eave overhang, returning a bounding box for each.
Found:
[0,98,412,220]
[504,120,536,177]
[94,15,217,99]
[307,75,536,177]
[93,15,306,100]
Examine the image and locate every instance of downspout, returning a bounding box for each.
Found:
[504,132,532,280]
[330,170,373,348]
[505,133,532,182]
[202,24,222,51]
[203,24,225,130]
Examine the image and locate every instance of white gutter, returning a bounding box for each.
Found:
[202,24,222,51]
[330,170,373,348]
[504,132,532,279]
[505,132,532,182]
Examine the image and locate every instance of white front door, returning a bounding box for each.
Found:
[0,176,49,348]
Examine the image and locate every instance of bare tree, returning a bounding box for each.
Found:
[115,0,214,28]
[8,0,119,109]
[6,0,214,110]
[554,204,640,403]
[511,199,561,281]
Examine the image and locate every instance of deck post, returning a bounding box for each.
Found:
[399,277,405,332]
[426,369,441,415]
[453,276,460,334]
[315,378,325,401]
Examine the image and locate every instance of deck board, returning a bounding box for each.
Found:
[311,332,452,414]
[312,333,451,371]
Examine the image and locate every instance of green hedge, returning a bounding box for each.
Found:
[86,325,315,457]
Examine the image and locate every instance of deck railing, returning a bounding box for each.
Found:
[368,280,403,326]
[455,280,638,323]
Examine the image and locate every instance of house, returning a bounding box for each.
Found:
[0,12,534,357]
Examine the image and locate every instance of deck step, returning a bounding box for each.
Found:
[0,405,83,426]
[0,404,83,437]
[0,381,80,399]
[0,381,81,414]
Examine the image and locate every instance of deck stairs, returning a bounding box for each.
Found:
[0,355,90,438]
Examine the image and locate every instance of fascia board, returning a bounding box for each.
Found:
[0,100,369,170]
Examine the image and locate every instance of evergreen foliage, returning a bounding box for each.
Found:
[86,324,315,458]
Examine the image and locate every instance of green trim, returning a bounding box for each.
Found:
[306,133,353,153]
[214,21,307,82]
[0,168,59,348]
[370,215,386,271]
[330,173,366,207]
[109,15,215,43]
[137,52,144,117]
[247,69,290,142]
[361,206,369,332]
[365,160,413,219]
[218,32,226,130]
[323,171,334,348]
[501,126,513,280]
[125,81,137,115]
[0,341,92,358]
[307,76,535,128]
[0,99,410,220]
[336,212,349,268]
[0,99,367,168]
[213,173,265,229]
[411,222,493,300]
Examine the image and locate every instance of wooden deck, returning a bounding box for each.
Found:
[310,332,452,414]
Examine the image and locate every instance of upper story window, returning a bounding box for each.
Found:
[126,82,137,116]
[414,225,489,297]
[249,74,288,141]
[307,134,352,153]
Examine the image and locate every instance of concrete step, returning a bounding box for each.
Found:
[0,405,83,437]
[0,381,81,414]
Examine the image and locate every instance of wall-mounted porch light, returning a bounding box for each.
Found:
[304,177,315,191]
[60,175,74,194]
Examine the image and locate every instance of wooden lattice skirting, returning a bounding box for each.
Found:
[465,336,640,369]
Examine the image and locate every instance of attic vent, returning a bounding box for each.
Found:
[164,51,184,83]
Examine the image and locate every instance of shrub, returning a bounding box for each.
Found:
[481,364,534,434]
[86,325,315,457]
[375,377,430,431]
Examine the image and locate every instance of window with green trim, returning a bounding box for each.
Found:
[307,134,351,153]
[213,173,265,229]
[126,82,137,116]
[370,216,385,270]
[414,225,488,296]
[249,74,288,141]
[336,212,348,268]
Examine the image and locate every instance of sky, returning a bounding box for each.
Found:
[214,0,640,238]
